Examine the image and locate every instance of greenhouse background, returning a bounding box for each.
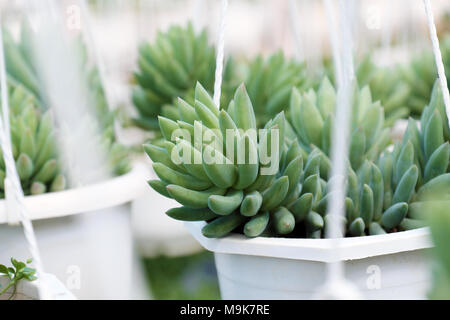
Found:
[0,0,449,301]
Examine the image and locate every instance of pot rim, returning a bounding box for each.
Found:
[185,221,432,262]
[0,162,149,224]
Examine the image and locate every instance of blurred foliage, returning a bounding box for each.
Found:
[428,201,450,300]
[3,23,131,176]
[143,251,220,300]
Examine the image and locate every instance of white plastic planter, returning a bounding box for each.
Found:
[0,273,75,300]
[0,163,150,299]
[186,222,433,300]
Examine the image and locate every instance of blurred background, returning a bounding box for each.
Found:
[0,0,449,300]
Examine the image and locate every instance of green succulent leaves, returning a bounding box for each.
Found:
[148,78,450,238]
[132,23,235,131]
[146,56,449,238]
[1,85,66,197]
[147,83,306,238]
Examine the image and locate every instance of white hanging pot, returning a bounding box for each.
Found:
[0,273,75,300]
[186,222,432,300]
[0,163,150,299]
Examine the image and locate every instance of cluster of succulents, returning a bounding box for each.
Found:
[356,55,411,127]
[0,85,66,198]
[132,23,239,132]
[380,36,450,118]
[288,77,391,162]
[400,50,438,116]
[131,23,311,133]
[242,51,308,127]
[324,38,450,125]
[146,76,449,238]
[146,83,303,238]
[3,25,131,178]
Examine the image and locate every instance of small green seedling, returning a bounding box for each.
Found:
[0,258,37,300]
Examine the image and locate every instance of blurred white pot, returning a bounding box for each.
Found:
[0,164,150,299]
[186,222,433,300]
[0,273,75,300]
[131,158,201,258]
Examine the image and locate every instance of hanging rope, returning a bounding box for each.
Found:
[325,0,354,255]
[0,18,49,299]
[423,0,450,126]
[317,0,360,299]
[78,0,125,145]
[323,0,342,85]
[79,0,114,112]
[213,0,228,108]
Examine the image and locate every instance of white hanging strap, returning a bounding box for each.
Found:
[325,0,354,255]
[288,0,304,62]
[423,0,450,126]
[317,0,360,299]
[78,0,126,146]
[0,23,49,299]
[78,0,114,112]
[213,0,228,108]
[323,0,343,85]
[5,178,20,225]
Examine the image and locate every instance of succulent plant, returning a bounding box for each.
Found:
[356,55,411,127]
[132,22,238,131]
[0,85,66,198]
[288,77,392,168]
[145,82,307,238]
[345,81,450,236]
[402,35,450,116]
[3,25,131,176]
[3,26,41,101]
[242,51,308,127]
[400,50,437,116]
[148,78,450,238]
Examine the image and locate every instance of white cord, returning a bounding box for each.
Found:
[317,0,361,299]
[326,0,354,261]
[423,0,450,127]
[323,0,343,85]
[78,0,125,145]
[0,17,49,299]
[213,0,228,108]
[79,0,114,112]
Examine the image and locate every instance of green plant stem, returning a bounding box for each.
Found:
[8,283,17,300]
[0,279,15,296]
